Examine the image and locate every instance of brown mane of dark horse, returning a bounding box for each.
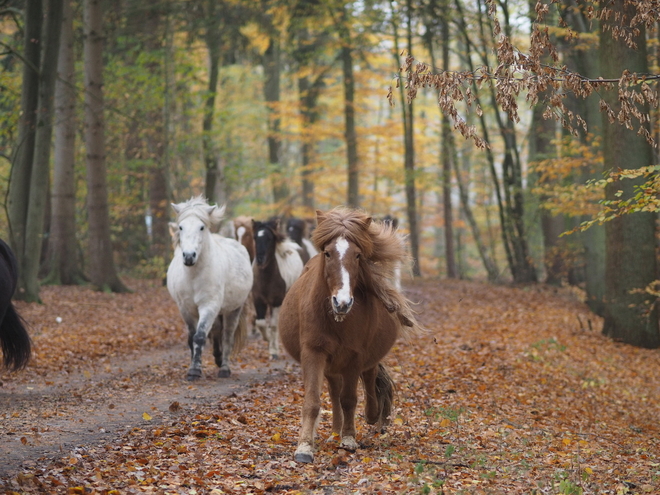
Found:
[278,207,421,463]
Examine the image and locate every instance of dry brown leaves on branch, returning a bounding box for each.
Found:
[389,0,660,149]
[1,278,659,493]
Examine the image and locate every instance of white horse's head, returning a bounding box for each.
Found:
[171,197,226,267]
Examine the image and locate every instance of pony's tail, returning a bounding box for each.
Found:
[374,363,395,430]
[231,302,249,358]
[1,303,31,371]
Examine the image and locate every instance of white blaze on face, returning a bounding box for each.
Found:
[335,237,352,305]
[236,226,246,242]
[257,230,265,237]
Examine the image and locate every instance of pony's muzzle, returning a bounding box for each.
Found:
[332,295,354,315]
[182,252,197,266]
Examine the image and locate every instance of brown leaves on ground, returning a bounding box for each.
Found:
[3,279,660,494]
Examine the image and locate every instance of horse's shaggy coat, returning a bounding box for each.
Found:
[167,197,253,380]
[252,220,303,359]
[278,207,421,463]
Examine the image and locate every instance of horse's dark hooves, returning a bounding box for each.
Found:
[186,369,202,381]
[294,452,314,463]
[217,367,231,378]
[270,354,279,361]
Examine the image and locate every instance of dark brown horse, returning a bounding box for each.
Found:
[278,207,420,463]
[0,239,31,371]
[252,219,303,359]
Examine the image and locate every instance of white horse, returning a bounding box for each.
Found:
[167,197,253,380]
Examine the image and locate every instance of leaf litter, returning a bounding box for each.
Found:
[1,278,659,494]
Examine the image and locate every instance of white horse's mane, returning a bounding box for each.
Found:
[275,239,304,291]
[169,196,226,247]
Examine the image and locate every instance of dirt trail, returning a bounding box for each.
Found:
[0,280,292,480]
[1,340,291,478]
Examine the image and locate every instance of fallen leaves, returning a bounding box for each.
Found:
[1,279,660,494]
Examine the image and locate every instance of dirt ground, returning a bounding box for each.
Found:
[2,278,660,494]
[0,279,289,479]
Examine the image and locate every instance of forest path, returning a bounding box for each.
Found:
[0,280,289,479]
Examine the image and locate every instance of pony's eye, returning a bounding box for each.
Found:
[324,251,330,258]
[200,226,204,231]
[179,226,182,231]
[356,253,360,260]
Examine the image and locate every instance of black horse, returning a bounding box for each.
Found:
[0,239,31,370]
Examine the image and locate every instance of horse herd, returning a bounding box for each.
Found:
[0,198,421,463]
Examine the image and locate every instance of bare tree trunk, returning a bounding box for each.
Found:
[7,0,42,297]
[263,38,288,207]
[392,0,421,276]
[600,0,659,348]
[203,0,221,204]
[439,4,456,278]
[337,5,359,208]
[83,0,128,292]
[46,0,84,285]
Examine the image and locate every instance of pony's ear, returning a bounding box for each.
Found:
[204,204,217,215]
[171,203,182,214]
[315,209,326,225]
[364,216,373,228]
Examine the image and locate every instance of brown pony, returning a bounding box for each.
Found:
[278,207,421,463]
[233,215,255,263]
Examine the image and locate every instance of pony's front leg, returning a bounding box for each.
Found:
[295,349,326,463]
[187,309,217,381]
[217,306,242,378]
[326,374,344,441]
[268,306,282,360]
[338,372,360,451]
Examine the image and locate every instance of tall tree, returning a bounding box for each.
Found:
[7,0,63,301]
[7,0,42,298]
[83,0,127,292]
[45,0,84,285]
[600,0,659,347]
[391,0,421,276]
[336,3,359,208]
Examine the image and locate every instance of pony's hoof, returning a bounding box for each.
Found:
[294,444,314,463]
[340,436,358,451]
[270,354,279,361]
[186,369,202,381]
[217,366,231,378]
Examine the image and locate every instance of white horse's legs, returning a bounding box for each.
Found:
[187,309,217,381]
[217,306,242,378]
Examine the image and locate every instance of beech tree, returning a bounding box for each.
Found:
[83,0,127,292]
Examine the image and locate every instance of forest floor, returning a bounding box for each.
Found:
[1,278,659,494]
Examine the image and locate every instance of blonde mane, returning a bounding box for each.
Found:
[169,196,226,248]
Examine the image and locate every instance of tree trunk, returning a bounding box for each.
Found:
[83,0,128,293]
[600,0,659,348]
[562,0,605,314]
[7,0,42,297]
[440,6,456,279]
[392,0,421,276]
[263,38,288,207]
[203,0,221,204]
[46,0,84,286]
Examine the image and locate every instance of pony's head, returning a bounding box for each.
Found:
[312,208,377,321]
[286,218,307,245]
[171,197,226,266]
[252,219,283,267]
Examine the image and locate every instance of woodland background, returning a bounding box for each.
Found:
[1,0,659,346]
